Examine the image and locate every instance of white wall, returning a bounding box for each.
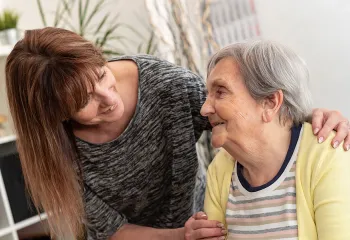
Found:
[255,0,350,119]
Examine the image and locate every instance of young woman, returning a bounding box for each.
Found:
[5,27,350,240]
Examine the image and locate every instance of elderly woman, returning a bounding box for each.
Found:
[199,41,350,239]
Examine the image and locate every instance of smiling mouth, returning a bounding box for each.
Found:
[109,104,117,111]
[103,104,117,114]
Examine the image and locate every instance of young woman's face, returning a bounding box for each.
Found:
[72,66,124,125]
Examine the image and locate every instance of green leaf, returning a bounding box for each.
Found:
[120,23,144,39]
[61,0,73,16]
[105,36,130,50]
[149,44,158,55]
[102,49,124,56]
[104,41,131,53]
[98,23,122,48]
[106,35,128,41]
[60,17,78,33]
[94,13,110,35]
[137,43,142,53]
[78,0,83,35]
[81,0,90,28]
[136,32,157,54]
[95,37,100,46]
[83,0,105,29]
[53,1,66,27]
[146,32,154,54]
[36,0,47,27]
[55,0,75,27]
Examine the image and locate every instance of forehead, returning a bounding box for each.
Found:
[206,58,242,87]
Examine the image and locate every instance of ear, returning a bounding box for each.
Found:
[261,90,284,123]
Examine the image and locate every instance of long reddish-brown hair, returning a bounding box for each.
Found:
[5,27,106,238]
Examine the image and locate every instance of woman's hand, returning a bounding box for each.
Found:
[184,212,226,240]
[311,108,350,151]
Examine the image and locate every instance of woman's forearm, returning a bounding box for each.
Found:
[110,224,185,240]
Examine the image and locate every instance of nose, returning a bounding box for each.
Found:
[94,85,117,107]
[200,96,215,117]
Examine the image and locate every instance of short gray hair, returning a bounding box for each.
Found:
[207,40,313,125]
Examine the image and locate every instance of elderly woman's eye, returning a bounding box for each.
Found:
[216,88,226,97]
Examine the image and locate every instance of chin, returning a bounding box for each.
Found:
[106,108,124,122]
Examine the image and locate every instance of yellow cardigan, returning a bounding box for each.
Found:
[204,123,350,240]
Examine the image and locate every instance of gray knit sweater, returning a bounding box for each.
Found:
[76,55,211,239]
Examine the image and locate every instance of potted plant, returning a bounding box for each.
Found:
[36,0,156,57]
[0,9,20,45]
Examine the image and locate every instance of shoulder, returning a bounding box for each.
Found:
[110,54,192,74]
[133,55,203,82]
[117,54,203,84]
[298,123,350,180]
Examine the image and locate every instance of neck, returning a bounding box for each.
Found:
[225,122,293,187]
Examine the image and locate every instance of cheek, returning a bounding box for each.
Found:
[215,100,231,115]
[74,105,98,122]
[229,98,261,122]
[216,103,240,122]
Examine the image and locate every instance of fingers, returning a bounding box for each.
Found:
[191,220,223,230]
[185,212,227,240]
[316,111,342,143]
[192,226,226,239]
[199,237,225,240]
[331,120,350,149]
[312,108,350,150]
[344,133,350,151]
[193,212,208,220]
[311,108,325,135]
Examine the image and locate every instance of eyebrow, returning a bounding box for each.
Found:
[210,78,230,89]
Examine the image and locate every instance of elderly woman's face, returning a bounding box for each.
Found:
[201,58,264,149]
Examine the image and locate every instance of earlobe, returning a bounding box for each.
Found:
[261,90,284,123]
[262,109,273,123]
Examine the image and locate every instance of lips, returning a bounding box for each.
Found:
[102,104,117,114]
[109,104,116,111]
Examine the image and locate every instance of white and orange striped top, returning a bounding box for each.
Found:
[225,125,302,240]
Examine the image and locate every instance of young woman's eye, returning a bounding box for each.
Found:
[82,94,92,108]
[98,71,106,82]
[101,71,106,79]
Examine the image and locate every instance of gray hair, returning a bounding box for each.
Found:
[207,40,313,125]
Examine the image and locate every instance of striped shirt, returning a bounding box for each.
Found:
[226,125,302,240]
